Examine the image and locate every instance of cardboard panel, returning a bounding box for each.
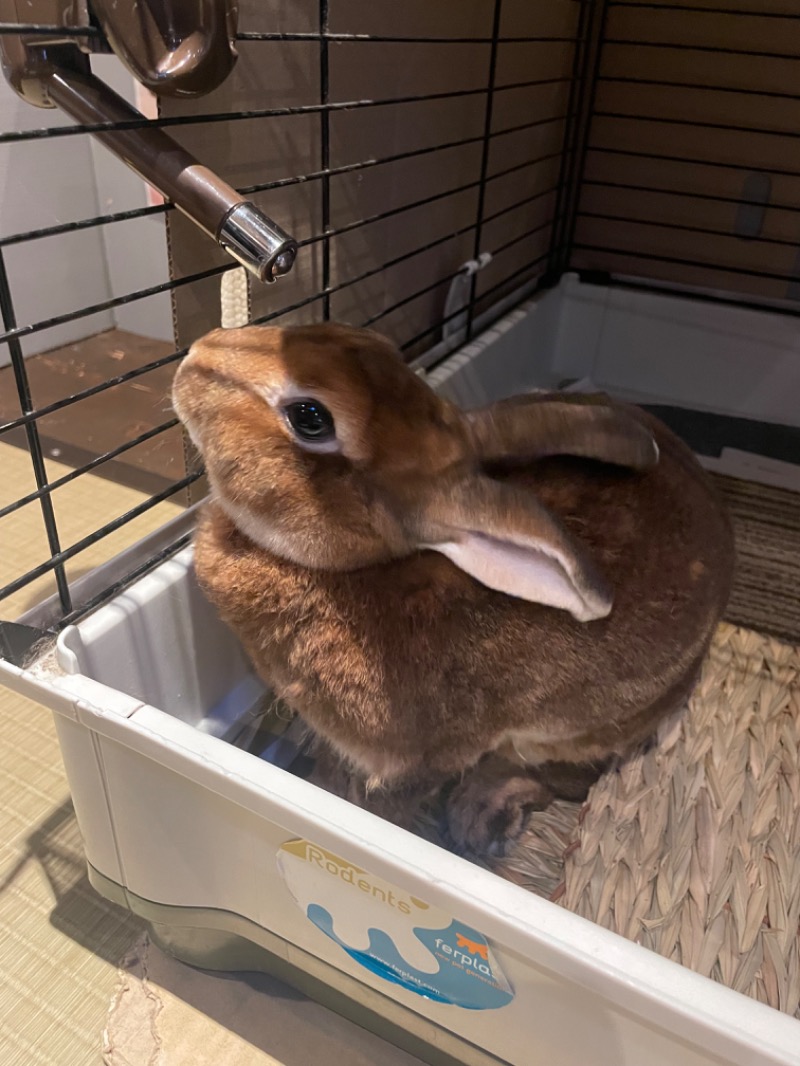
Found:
[605,4,800,53]
[611,0,798,14]
[573,2,800,303]
[582,152,800,213]
[161,3,580,357]
[328,0,492,38]
[569,247,795,305]
[579,185,800,249]
[500,0,581,40]
[600,42,800,97]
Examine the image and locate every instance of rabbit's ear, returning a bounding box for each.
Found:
[416,478,612,622]
[467,394,658,470]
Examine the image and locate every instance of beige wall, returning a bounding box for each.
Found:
[0,73,114,363]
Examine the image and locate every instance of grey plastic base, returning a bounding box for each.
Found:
[88,864,508,1066]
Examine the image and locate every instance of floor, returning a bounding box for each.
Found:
[0,684,144,1066]
[0,329,187,497]
[0,687,426,1066]
[0,440,424,1065]
[0,440,185,620]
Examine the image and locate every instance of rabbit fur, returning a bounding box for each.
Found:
[172,323,734,855]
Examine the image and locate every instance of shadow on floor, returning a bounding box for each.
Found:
[10,797,427,1066]
[2,796,145,964]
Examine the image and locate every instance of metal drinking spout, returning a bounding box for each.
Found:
[218,205,298,283]
[44,65,297,283]
[0,2,298,284]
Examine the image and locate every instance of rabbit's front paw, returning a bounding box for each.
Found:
[445,759,553,858]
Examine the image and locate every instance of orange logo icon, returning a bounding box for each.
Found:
[455,933,488,960]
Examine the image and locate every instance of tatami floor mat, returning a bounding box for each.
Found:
[104,932,424,1066]
[1,442,424,1064]
[0,686,144,1066]
[0,441,185,621]
[1,442,174,1062]
[1,681,427,1065]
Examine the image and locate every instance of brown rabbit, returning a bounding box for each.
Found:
[172,323,734,856]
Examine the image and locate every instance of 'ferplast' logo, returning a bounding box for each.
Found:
[426,932,492,976]
[431,931,494,979]
[277,838,514,1010]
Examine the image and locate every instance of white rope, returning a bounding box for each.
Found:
[220,266,251,328]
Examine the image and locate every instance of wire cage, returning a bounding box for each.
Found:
[3,5,800,1063]
[1,0,799,644]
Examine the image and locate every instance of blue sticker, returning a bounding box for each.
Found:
[277,839,514,1010]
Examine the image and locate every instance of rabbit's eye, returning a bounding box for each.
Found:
[284,400,336,443]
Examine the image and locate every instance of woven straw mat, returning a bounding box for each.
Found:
[494,623,800,1020]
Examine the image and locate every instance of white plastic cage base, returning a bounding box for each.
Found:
[4,280,800,1066]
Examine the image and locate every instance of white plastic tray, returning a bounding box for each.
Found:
[3,542,799,1066]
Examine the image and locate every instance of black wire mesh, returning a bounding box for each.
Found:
[0,1,586,631]
[2,0,797,636]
